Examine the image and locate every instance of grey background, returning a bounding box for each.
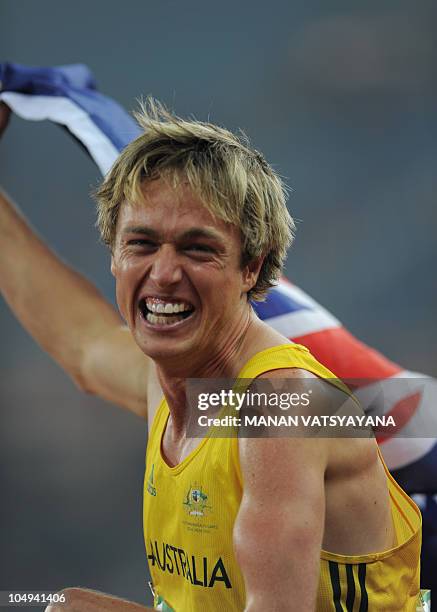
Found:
[0,1,436,609]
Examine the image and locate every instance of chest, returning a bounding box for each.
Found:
[143,434,244,599]
[144,435,241,536]
[161,427,203,466]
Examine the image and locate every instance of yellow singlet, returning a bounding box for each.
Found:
[143,343,421,611]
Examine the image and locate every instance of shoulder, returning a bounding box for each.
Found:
[238,367,337,483]
[256,367,319,380]
[254,366,338,413]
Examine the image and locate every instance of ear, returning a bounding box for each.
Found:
[241,255,265,294]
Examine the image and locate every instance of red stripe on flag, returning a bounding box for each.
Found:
[375,392,422,444]
[292,327,402,383]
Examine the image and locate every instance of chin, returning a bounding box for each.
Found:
[136,333,194,363]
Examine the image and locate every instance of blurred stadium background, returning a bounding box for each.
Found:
[1,0,436,608]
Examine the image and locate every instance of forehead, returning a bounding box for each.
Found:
[117,178,238,239]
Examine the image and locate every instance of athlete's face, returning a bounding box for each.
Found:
[111,178,259,366]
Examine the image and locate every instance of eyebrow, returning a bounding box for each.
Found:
[122,226,225,242]
[122,226,160,238]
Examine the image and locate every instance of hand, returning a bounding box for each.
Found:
[0,102,11,138]
[44,588,154,611]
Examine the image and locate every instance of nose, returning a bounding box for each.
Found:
[149,244,183,288]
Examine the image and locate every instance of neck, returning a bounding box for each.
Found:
[156,306,259,434]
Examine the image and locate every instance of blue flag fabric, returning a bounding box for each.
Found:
[0,62,140,172]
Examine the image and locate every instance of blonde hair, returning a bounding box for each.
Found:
[95,98,295,301]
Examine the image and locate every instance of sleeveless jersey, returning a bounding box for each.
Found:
[143,343,421,611]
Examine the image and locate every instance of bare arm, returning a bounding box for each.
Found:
[234,376,328,611]
[0,187,150,418]
[45,588,154,611]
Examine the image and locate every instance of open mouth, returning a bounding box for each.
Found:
[139,297,195,327]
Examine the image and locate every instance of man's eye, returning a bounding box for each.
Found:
[127,239,156,248]
[185,244,214,253]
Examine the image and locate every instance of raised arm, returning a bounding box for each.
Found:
[0,105,150,418]
[234,435,327,611]
[0,188,150,417]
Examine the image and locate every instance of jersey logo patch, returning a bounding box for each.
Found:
[147,463,157,496]
[183,483,210,516]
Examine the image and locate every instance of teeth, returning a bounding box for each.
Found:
[145,299,192,314]
[146,312,188,326]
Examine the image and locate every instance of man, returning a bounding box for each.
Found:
[0,101,421,610]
